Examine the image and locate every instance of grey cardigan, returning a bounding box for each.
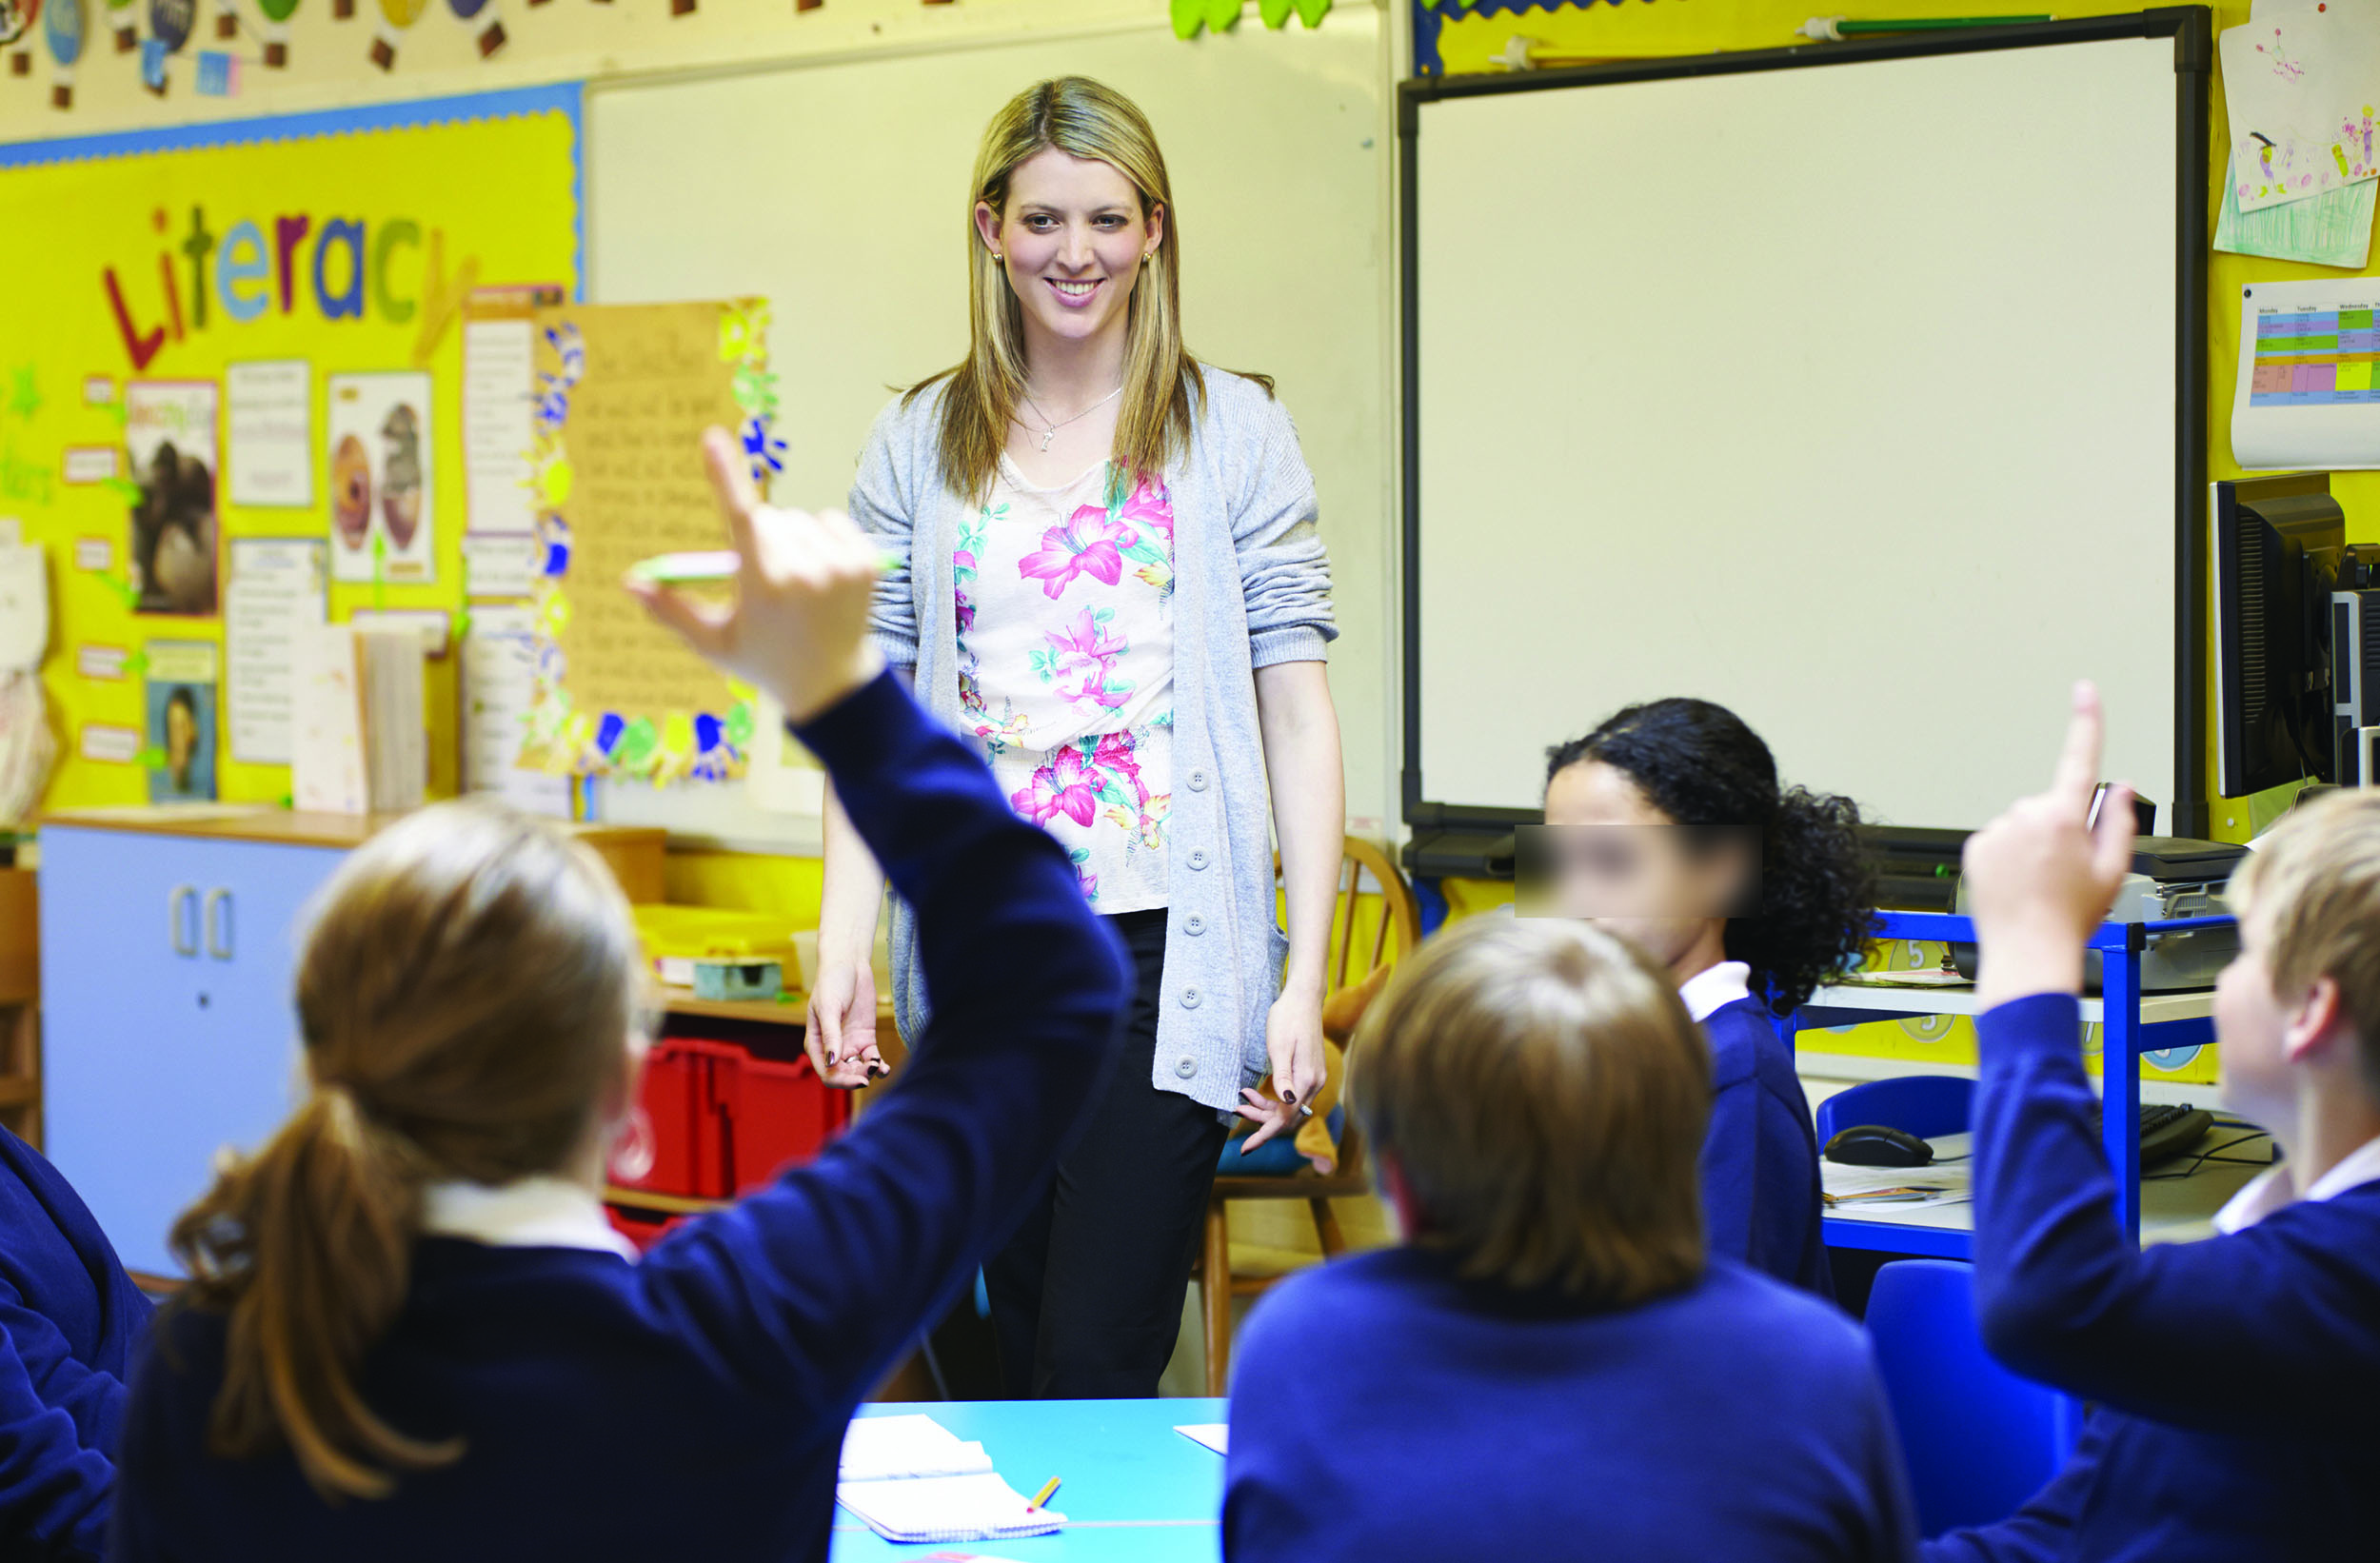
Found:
[852,368,1337,1113]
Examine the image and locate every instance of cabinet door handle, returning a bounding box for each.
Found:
[169,885,198,958]
[204,888,233,961]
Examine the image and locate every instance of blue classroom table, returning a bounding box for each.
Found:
[831,1399,1227,1562]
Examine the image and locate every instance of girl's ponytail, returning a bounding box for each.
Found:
[172,1083,455,1500]
[162,800,647,1503]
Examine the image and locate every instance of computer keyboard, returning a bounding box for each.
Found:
[2087,1102,2215,1169]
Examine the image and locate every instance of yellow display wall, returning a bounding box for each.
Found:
[0,88,580,806]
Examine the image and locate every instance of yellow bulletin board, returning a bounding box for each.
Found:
[0,85,582,809]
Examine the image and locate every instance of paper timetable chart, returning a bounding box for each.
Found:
[2249,306,2380,406]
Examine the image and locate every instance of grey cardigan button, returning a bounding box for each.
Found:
[1183,914,1206,935]
[1175,1055,1199,1078]
[1180,987,1201,1009]
[1188,849,1209,870]
[1187,770,1209,791]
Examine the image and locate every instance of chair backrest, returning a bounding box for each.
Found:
[1866,1259,2079,1538]
[1274,838,1422,1185]
[1814,1074,1975,1144]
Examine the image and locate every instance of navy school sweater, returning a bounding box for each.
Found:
[0,1127,154,1561]
[1925,994,2380,1563]
[1223,1246,1917,1563]
[106,670,1132,1563]
[1701,996,1832,1295]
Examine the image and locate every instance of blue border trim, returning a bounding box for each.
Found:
[0,82,585,293]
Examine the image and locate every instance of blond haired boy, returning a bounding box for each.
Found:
[1929,685,2380,1561]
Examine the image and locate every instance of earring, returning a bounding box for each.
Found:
[1142,250,1154,265]
[991,250,1004,262]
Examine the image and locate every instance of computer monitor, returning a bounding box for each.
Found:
[2213,474,2359,795]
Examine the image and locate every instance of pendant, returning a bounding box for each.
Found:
[1039,426,1056,452]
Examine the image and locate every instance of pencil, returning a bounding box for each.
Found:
[1027,1475,1062,1510]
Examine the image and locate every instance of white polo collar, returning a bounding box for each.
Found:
[420,1175,640,1262]
[1677,960,1755,1023]
[2213,1134,2380,1234]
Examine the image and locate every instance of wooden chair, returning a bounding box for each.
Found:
[1197,837,1421,1395]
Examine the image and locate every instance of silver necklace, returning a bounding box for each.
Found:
[1019,385,1123,453]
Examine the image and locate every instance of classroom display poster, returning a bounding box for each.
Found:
[144,637,218,801]
[124,380,220,616]
[0,88,579,810]
[327,371,435,584]
[2220,4,2380,214]
[517,297,777,784]
[2231,280,2380,468]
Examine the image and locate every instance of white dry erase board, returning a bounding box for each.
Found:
[1402,15,2209,840]
[583,16,1392,851]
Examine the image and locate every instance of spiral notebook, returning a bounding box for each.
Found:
[836,1415,1065,1544]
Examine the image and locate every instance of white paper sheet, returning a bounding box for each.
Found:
[1175,1423,1229,1456]
[463,603,571,816]
[464,319,537,536]
[225,538,326,765]
[0,544,50,673]
[463,532,537,600]
[2221,3,2380,213]
[291,623,367,814]
[227,361,313,508]
[2231,279,2380,468]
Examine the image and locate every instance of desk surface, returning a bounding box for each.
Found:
[831,1399,1225,1562]
[1806,980,2214,1026]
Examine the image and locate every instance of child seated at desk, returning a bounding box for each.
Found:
[1542,698,1873,1292]
[1223,914,1916,1563]
[0,1125,152,1560]
[105,433,1133,1563]
[1927,686,2380,1563]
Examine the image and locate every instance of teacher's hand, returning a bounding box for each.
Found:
[803,958,887,1091]
[1235,991,1327,1155]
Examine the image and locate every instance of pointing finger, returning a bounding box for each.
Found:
[700,427,762,556]
[2051,680,2105,813]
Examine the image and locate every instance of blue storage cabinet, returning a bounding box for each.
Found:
[40,824,345,1277]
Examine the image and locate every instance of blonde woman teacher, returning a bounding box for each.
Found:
[806,76,1345,1399]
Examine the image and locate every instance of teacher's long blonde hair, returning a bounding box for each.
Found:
[911,76,1263,501]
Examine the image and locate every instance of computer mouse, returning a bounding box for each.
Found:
[1823,1124,1934,1168]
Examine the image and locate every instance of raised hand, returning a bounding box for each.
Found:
[1962,681,2137,1008]
[625,427,883,725]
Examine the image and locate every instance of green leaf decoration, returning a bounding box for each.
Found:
[1203,0,1240,31]
[1170,0,1204,36]
[1293,0,1330,25]
[723,701,756,748]
[617,717,661,772]
[1259,0,1293,26]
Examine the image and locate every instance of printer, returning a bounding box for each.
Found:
[1951,837,2244,994]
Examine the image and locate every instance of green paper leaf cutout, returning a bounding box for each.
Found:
[1293,0,1330,25]
[1259,0,1293,28]
[617,717,660,771]
[1202,0,1240,31]
[1170,0,1204,38]
[723,702,755,748]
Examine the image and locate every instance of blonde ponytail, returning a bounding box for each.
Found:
[165,801,647,1502]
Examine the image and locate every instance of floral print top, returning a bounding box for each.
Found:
[956,456,1176,911]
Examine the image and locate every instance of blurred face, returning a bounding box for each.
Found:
[975,148,1161,359]
[2215,906,2296,1130]
[1541,761,1746,972]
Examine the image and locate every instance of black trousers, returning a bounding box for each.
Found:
[983,907,1230,1399]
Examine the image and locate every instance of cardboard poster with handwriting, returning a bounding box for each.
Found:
[519,299,776,782]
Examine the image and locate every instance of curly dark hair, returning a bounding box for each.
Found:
[1545,699,1876,1016]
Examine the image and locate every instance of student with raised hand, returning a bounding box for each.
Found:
[1925,685,2380,1563]
[1542,699,1873,1292]
[104,429,1132,1563]
[0,1126,152,1560]
[1222,914,1916,1563]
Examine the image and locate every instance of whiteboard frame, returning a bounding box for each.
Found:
[1396,10,2213,861]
